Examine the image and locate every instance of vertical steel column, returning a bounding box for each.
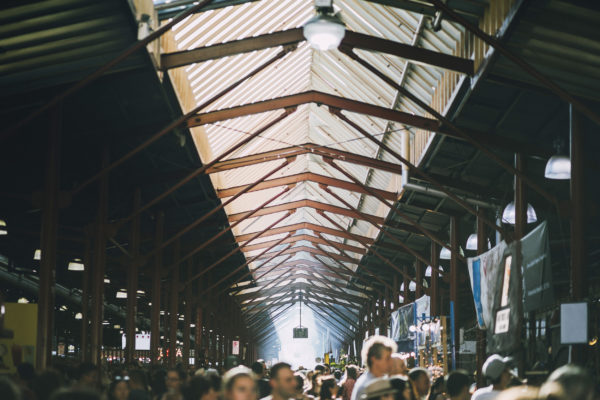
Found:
[415,261,423,299]
[81,229,92,361]
[151,212,164,364]
[450,216,459,368]
[570,105,586,301]
[90,148,109,366]
[393,275,399,310]
[126,188,141,363]
[37,104,62,369]
[403,266,409,303]
[514,154,528,375]
[168,241,180,367]
[476,213,487,387]
[183,260,192,367]
[430,243,439,317]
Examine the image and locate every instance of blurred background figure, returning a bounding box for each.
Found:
[319,375,339,400]
[341,366,358,400]
[352,336,397,400]
[389,375,412,400]
[445,371,472,400]
[390,355,408,377]
[540,364,594,400]
[252,360,271,399]
[472,355,513,400]
[223,366,258,400]
[108,376,130,400]
[408,368,430,400]
[363,377,398,400]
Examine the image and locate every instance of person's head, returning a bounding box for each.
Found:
[223,366,257,400]
[109,377,130,400]
[167,368,187,392]
[17,362,35,383]
[324,364,331,375]
[540,365,594,400]
[270,362,295,400]
[346,365,358,381]
[361,336,397,376]
[363,377,398,400]
[315,364,326,374]
[390,375,412,400]
[50,388,101,400]
[334,370,342,381]
[319,376,338,400]
[430,377,444,395]
[78,362,98,385]
[445,371,471,400]
[251,361,265,378]
[293,374,305,395]
[128,369,149,391]
[390,355,408,376]
[183,375,218,400]
[0,376,20,400]
[408,368,430,398]
[33,369,64,400]
[482,355,513,390]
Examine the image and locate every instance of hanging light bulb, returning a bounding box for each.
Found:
[303,1,345,51]
[116,290,127,299]
[0,219,7,235]
[75,312,83,320]
[501,202,538,224]
[33,249,41,260]
[68,258,85,271]
[17,297,29,304]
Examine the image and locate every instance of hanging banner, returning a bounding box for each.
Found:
[390,303,415,353]
[521,222,554,312]
[415,295,430,319]
[467,241,507,329]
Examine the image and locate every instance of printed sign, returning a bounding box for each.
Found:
[494,309,510,334]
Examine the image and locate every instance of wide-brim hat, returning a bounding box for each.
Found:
[362,378,398,399]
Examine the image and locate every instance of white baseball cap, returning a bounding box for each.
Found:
[482,354,512,380]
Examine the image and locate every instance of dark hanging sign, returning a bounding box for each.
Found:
[293,327,308,338]
[521,222,554,313]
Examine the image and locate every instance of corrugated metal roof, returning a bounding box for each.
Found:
[165,0,468,324]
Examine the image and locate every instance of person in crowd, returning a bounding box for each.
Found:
[183,374,217,400]
[223,366,258,400]
[163,369,187,400]
[445,371,472,400]
[50,388,101,400]
[324,365,332,375]
[75,362,99,389]
[334,371,342,383]
[362,377,398,400]
[150,369,168,400]
[428,377,445,400]
[109,376,130,400]
[315,365,326,375]
[252,360,272,399]
[408,368,430,400]
[496,387,540,400]
[390,355,408,377]
[129,369,152,400]
[539,364,594,400]
[294,373,313,400]
[16,362,36,400]
[319,375,340,400]
[341,365,358,400]
[33,368,64,400]
[471,355,514,400]
[263,362,296,400]
[389,375,412,400]
[0,376,21,400]
[351,336,397,400]
[306,371,322,398]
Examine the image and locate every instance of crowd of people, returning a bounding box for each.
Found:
[0,336,595,400]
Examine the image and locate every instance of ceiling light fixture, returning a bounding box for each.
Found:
[33,249,41,261]
[116,290,127,299]
[0,219,7,235]
[303,0,345,51]
[545,139,570,180]
[75,312,83,320]
[502,201,538,224]
[17,297,29,304]
[68,258,85,271]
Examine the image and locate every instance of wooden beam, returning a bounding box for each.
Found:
[235,222,375,244]
[253,245,360,265]
[241,233,365,255]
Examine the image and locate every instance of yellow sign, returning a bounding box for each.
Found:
[0,303,37,374]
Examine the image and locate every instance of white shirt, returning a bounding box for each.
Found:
[471,386,501,400]
[350,371,377,400]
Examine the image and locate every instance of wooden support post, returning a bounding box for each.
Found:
[570,105,586,301]
[415,260,423,299]
[183,260,192,367]
[393,275,399,310]
[37,104,61,369]
[450,216,459,369]
[476,212,487,387]
[151,212,164,364]
[168,241,180,367]
[126,189,141,363]
[195,305,203,366]
[81,230,92,361]
[403,266,409,303]
[431,242,439,316]
[90,148,109,366]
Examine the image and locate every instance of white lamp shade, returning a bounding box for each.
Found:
[68,258,85,271]
[116,290,127,299]
[33,249,41,260]
[303,13,345,51]
[466,233,478,250]
[104,277,110,284]
[439,247,451,260]
[0,219,6,235]
[408,281,416,291]
[425,265,444,277]
[75,312,83,320]
[502,201,537,224]
[544,155,571,179]
[17,297,29,304]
